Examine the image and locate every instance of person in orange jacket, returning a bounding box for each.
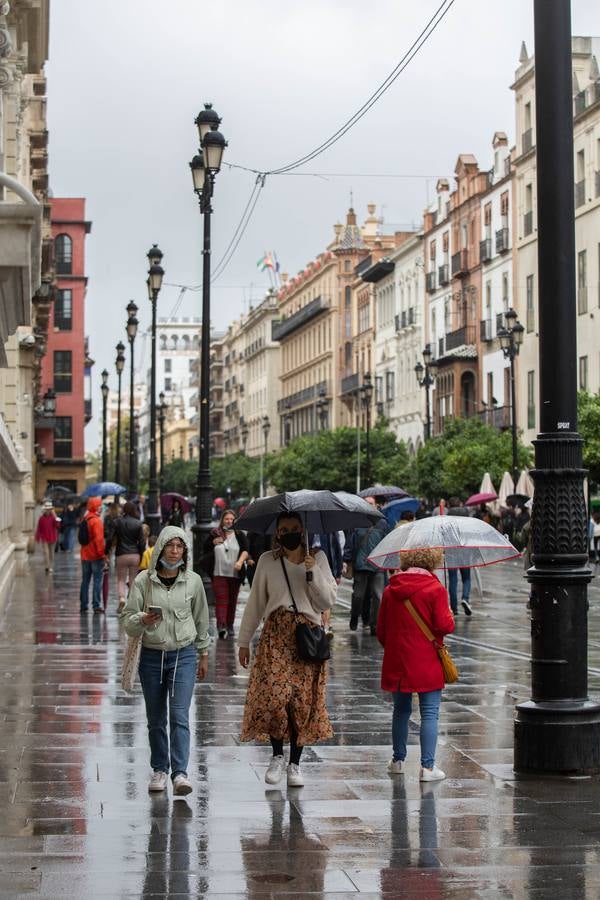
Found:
[80,497,107,613]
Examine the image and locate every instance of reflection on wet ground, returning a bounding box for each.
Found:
[0,552,599,896]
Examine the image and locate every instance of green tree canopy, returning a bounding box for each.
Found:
[161,453,261,501]
[408,417,532,501]
[578,391,600,489]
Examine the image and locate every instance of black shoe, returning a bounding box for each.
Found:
[218,628,227,640]
[80,608,88,614]
[370,626,377,636]
[349,618,358,631]
[461,599,472,616]
[93,607,104,615]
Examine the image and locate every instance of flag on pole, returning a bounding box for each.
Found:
[256,252,274,271]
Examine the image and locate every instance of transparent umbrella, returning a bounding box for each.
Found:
[367,515,520,570]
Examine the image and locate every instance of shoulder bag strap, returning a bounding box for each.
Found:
[403,598,437,644]
[280,556,299,614]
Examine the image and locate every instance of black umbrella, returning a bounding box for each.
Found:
[358,484,409,500]
[505,493,530,508]
[236,489,383,534]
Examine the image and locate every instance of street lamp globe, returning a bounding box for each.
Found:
[262,415,271,439]
[362,372,374,407]
[43,387,56,414]
[414,361,424,380]
[504,307,518,327]
[126,301,138,340]
[422,343,432,365]
[189,151,205,194]
[202,127,227,173]
[512,321,525,349]
[195,102,221,144]
[497,327,511,352]
[116,342,126,374]
[147,244,163,267]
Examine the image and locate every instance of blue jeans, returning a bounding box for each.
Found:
[80,559,104,610]
[138,645,197,778]
[62,525,77,551]
[448,568,471,612]
[392,689,442,769]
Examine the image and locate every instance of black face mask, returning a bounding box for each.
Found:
[279,532,302,551]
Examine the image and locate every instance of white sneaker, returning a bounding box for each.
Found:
[461,599,472,616]
[148,771,168,792]
[265,755,285,785]
[420,765,446,782]
[387,759,405,775]
[287,763,304,787]
[173,774,193,796]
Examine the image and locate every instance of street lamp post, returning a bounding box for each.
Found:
[283,399,292,447]
[414,344,439,441]
[514,0,600,774]
[114,341,126,484]
[126,300,138,495]
[361,373,374,486]
[497,309,524,486]
[315,388,329,431]
[260,415,270,498]
[189,103,227,575]
[146,244,165,537]
[100,369,109,482]
[158,391,168,497]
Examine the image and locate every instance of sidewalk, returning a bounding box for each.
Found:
[0,550,600,896]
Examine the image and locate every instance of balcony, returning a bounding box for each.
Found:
[272,295,328,342]
[451,249,468,277]
[480,319,493,342]
[522,127,533,155]
[479,405,511,430]
[523,210,533,237]
[495,227,509,254]
[277,380,328,412]
[407,307,415,325]
[575,179,585,208]
[340,373,359,397]
[425,271,436,294]
[360,257,395,282]
[439,325,477,356]
[438,264,449,286]
[479,238,492,264]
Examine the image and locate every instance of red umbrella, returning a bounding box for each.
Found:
[465,491,498,507]
[214,497,227,509]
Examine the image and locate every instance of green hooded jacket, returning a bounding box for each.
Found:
[123,526,210,653]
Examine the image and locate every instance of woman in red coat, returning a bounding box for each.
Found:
[377,546,455,782]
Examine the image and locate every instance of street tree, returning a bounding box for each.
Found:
[578,391,600,490]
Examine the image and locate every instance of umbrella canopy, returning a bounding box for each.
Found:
[465,491,498,507]
[498,472,515,507]
[358,484,409,500]
[368,515,520,570]
[81,481,127,498]
[160,493,192,514]
[381,497,420,527]
[515,470,535,499]
[479,472,496,495]
[236,489,383,534]
[505,493,530,508]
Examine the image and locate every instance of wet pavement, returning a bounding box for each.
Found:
[1,551,600,897]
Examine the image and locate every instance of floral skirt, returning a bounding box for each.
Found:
[240,606,333,746]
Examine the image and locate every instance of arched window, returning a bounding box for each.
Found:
[55,234,72,275]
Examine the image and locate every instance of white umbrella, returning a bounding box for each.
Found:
[515,470,535,499]
[498,471,515,508]
[479,472,496,495]
[367,516,520,570]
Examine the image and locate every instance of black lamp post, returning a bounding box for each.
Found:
[100,369,109,482]
[42,387,56,416]
[126,300,138,495]
[414,344,439,441]
[260,415,270,498]
[158,391,168,496]
[114,341,126,484]
[514,0,600,775]
[146,244,165,537]
[316,388,329,430]
[360,373,374,486]
[189,103,228,575]
[497,309,524,486]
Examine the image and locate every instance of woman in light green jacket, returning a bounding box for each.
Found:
[124,526,210,796]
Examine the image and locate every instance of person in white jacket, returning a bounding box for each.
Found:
[238,511,337,788]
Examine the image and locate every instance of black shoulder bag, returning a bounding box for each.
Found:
[280,557,331,664]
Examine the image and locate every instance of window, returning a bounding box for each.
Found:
[375,375,383,404]
[527,371,536,429]
[164,377,172,392]
[55,234,72,275]
[577,249,587,314]
[189,358,195,371]
[442,231,449,253]
[164,358,172,373]
[54,416,72,459]
[500,191,509,217]
[579,355,588,390]
[429,240,436,260]
[385,371,395,403]
[484,203,492,229]
[358,303,370,333]
[344,260,351,272]
[344,342,352,367]
[526,274,535,332]
[53,350,72,393]
[524,184,533,236]
[54,289,72,330]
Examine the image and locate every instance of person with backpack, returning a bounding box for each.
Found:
[79,497,107,614]
[342,498,390,634]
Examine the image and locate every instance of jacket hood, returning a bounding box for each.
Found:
[86,497,102,513]
[387,570,439,601]
[148,525,190,575]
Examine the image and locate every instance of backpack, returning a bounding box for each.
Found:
[78,516,91,546]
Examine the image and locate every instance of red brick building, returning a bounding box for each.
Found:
[35,198,92,497]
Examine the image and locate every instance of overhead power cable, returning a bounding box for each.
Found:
[211,173,266,283]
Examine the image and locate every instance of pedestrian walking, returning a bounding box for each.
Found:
[79,497,106,614]
[111,501,146,613]
[377,546,455,781]
[123,526,210,796]
[238,511,337,788]
[446,497,472,615]
[35,501,61,572]
[343,500,390,634]
[59,502,79,552]
[166,499,184,528]
[202,509,249,640]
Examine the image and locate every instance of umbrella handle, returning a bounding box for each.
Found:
[305,528,313,583]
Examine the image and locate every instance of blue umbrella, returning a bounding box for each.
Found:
[381,496,420,527]
[82,481,127,498]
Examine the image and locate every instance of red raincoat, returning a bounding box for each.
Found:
[377,570,455,693]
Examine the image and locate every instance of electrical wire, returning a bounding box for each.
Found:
[211,173,266,283]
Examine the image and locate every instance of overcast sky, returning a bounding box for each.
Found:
[45,0,599,453]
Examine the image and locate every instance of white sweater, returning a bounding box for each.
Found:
[238,550,337,647]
